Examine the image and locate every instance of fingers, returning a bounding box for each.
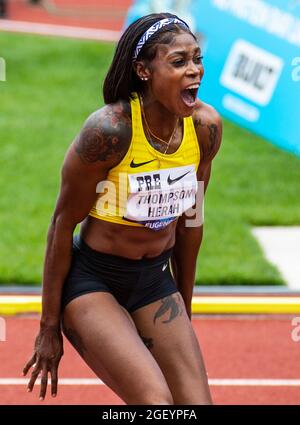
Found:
[39,365,49,401]
[24,355,60,400]
[27,360,41,393]
[25,361,57,400]
[50,367,58,398]
[22,354,36,376]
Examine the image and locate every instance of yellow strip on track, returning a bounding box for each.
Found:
[1,295,300,315]
[0,296,42,315]
[192,296,300,314]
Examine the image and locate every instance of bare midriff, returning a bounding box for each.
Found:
[79,215,177,259]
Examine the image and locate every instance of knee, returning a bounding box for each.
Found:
[127,389,174,405]
[143,393,174,405]
[172,380,213,405]
[173,394,213,405]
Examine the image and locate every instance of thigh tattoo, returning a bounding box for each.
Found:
[138,330,154,350]
[153,293,183,325]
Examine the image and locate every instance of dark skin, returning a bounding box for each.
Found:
[23,31,222,400]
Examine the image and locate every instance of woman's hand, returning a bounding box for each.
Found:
[22,325,64,400]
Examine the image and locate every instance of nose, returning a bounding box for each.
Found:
[186,60,203,78]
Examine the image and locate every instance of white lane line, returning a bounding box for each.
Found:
[0,378,104,385]
[0,20,120,42]
[1,378,300,386]
[209,379,300,386]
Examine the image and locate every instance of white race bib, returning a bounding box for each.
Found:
[124,165,198,230]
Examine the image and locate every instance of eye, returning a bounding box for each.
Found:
[172,59,185,67]
[194,55,204,64]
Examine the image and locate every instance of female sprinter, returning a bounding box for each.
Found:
[23,12,222,405]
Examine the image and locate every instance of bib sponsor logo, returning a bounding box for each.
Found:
[167,170,191,185]
[136,173,161,191]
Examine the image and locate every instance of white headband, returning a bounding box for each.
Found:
[132,18,190,61]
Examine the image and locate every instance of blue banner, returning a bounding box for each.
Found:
[125,0,300,157]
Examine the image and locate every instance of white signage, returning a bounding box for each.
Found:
[220,39,283,105]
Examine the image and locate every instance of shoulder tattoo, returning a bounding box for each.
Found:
[207,123,219,157]
[195,116,221,161]
[75,102,131,163]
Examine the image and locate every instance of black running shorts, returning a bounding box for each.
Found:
[61,235,179,313]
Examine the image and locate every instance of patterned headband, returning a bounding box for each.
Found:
[132,18,190,61]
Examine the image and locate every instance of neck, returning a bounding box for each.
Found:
[140,92,179,141]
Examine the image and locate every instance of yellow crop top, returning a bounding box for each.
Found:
[89,93,200,231]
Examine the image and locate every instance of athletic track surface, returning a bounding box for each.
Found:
[1,315,300,405]
[1,0,300,406]
[3,0,132,31]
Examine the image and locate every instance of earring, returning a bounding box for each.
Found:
[141,77,148,81]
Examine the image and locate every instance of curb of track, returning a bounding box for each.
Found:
[1,286,300,315]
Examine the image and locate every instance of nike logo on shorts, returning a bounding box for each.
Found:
[130,159,155,168]
[162,263,168,271]
[167,170,191,185]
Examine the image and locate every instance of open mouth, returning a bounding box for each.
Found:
[180,87,199,107]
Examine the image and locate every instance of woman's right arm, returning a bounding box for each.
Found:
[22,103,131,400]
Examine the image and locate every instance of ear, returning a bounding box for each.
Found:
[133,61,151,82]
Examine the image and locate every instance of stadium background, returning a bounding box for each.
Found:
[1,0,300,288]
[1,0,300,408]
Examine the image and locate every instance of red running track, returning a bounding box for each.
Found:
[6,0,133,31]
[0,315,300,405]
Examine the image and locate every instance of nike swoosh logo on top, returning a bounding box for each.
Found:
[167,170,191,185]
[130,159,155,168]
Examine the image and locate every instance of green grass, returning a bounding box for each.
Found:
[0,32,300,286]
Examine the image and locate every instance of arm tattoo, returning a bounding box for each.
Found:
[153,293,183,324]
[76,129,120,163]
[75,101,131,163]
[207,123,218,157]
[194,117,205,128]
[195,116,220,161]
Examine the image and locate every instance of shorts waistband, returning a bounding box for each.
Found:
[73,234,173,269]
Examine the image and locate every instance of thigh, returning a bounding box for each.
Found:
[130,292,212,405]
[62,292,173,405]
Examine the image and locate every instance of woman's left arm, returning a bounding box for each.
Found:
[171,105,222,319]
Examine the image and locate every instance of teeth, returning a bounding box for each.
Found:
[186,84,199,89]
